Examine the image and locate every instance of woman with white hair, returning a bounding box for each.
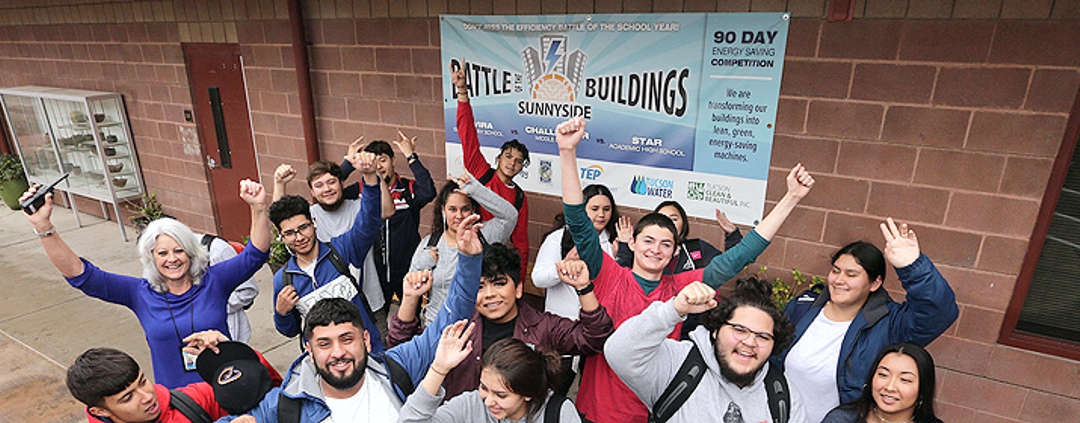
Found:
[19,180,272,388]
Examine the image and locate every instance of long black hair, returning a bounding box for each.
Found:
[555,184,620,257]
[429,180,480,243]
[654,200,689,242]
[848,343,941,423]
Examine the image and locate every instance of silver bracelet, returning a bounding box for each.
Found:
[35,227,56,237]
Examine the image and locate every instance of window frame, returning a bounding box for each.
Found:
[999,88,1080,361]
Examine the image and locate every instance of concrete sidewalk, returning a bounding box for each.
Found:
[0,205,303,422]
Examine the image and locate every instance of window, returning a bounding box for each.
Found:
[1000,93,1080,361]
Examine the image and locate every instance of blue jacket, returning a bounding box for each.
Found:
[272,181,384,352]
[238,252,483,423]
[773,253,958,404]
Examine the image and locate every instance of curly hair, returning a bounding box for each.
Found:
[701,277,795,354]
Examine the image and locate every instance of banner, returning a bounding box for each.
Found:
[441,13,789,225]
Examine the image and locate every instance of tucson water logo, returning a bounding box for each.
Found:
[630,176,674,198]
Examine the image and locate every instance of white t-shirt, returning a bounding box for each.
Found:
[309,199,385,312]
[322,369,399,423]
[784,310,851,423]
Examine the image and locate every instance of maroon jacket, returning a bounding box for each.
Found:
[387,301,614,400]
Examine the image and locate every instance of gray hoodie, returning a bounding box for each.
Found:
[605,300,808,423]
[398,386,582,423]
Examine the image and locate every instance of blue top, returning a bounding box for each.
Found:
[237,252,485,423]
[272,180,385,353]
[775,253,958,404]
[66,242,268,388]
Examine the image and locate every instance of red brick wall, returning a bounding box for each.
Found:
[0,22,216,231]
[2,1,1080,422]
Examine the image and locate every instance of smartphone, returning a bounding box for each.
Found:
[21,173,69,215]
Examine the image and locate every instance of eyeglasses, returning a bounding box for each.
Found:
[281,222,314,240]
[723,322,774,344]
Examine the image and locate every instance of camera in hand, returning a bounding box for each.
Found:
[22,173,69,215]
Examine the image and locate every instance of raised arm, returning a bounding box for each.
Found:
[556,117,603,276]
[271,163,296,203]
[386,269,432,348]
[881,218,959,344]
[240,179,271,253]
[456,174,518,244]
[754,163,814,241]
[339,135,364,200]
[400,131,438,207]
[19,187,83,277]
[700,164,814,288]
[452,58,492,179]
[332,151,382,264]
[606,283,716,406]
[387,214,484,388]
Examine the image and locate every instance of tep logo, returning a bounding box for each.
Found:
[580,165,604,181]
[522,35,587,102]
[630,175,674,199]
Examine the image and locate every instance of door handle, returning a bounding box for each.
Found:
[207,155,218,169]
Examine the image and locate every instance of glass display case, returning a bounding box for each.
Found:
[0,86,144,241]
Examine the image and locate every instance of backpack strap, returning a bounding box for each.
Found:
[200,234,216,250]
[764,363,791,423]
[277,391,302,423]
[383,355,415,400]
[648,344,707,423]
[682,239,709,269]
[545,395,568,423]
[477,168,524,210]
[325,244,378,324]
[168,389,212,423]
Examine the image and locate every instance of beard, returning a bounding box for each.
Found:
[316,353,368,390]
[317,195,345,212]
[715,348,764,388]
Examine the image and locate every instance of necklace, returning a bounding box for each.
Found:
[873,408,914,423]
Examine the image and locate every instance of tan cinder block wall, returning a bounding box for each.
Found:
[2,1,1080,421]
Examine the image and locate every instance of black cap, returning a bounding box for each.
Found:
[195,342,272,415]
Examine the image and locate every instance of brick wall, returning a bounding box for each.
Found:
[2,1,1080,422]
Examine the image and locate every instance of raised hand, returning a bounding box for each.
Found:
[673,281,718,316]
[182,330,229,356]
[403,269,434,299]
[395,130,417,158]
[19,184,54,231]
[347,136,365,159]
[715,210,737,233]
[615,215,634,244]
[447,172,472,190]
[451,57,467,90]
[274,164,297,185]
[880,217,920,268]
[786,163,815,200]
[556,259,590,289]
[347,151,378,176]
[239,179,267,210]
[555,116,587,151]
[456,214,484,256]
[431,320,474,376]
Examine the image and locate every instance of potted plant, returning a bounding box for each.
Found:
[0,153,29,210]
[126,193,167,235]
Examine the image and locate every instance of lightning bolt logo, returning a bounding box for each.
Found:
[544,39,563,74]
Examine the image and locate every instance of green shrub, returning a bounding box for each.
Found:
[0,154,25,181]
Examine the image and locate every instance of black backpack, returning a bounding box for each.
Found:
[545,395,593,423]
[281,244,376,319]
[169,389,212,423]
[649,344,790,423]
[276,357,415,423]
[477,168,524,210]
[281,243,378,353]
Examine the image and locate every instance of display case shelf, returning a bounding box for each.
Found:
[0,86,144,241]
